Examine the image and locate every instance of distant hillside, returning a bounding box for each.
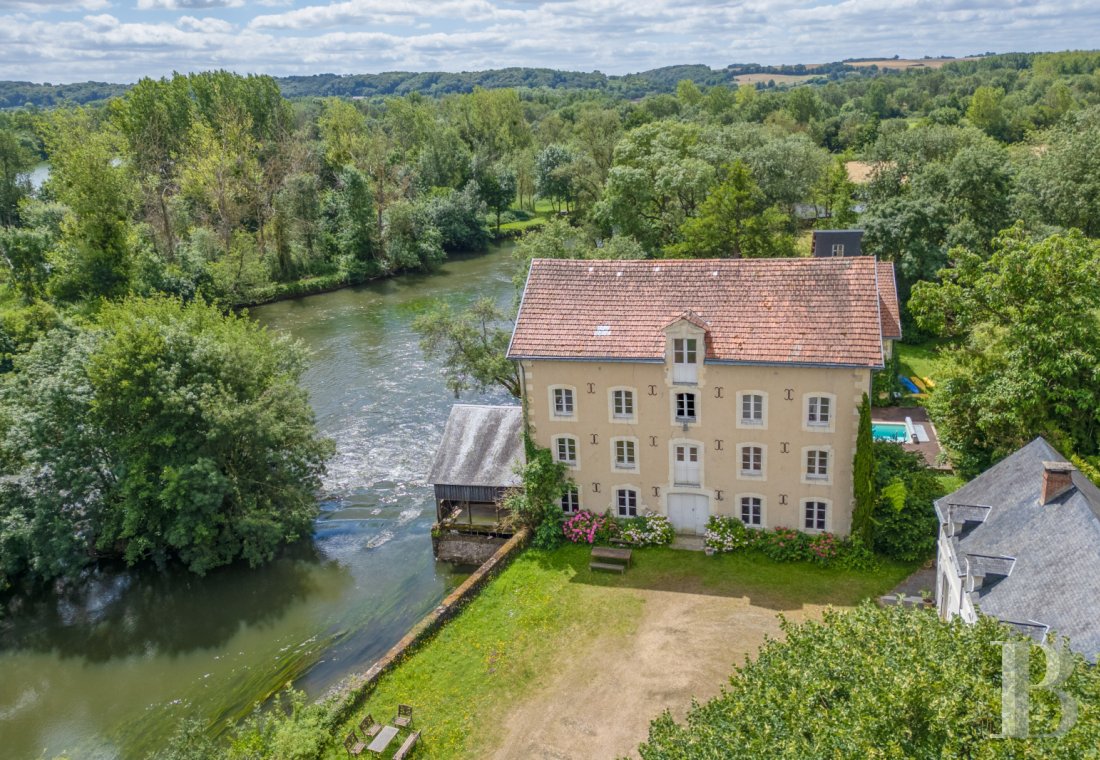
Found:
[0,56,1005,108]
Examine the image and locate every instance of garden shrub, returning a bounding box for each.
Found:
[562,510,618,544]
[872,441,945,561]
[703,515,752,552]
[620,512,675,546]
[704,516,875,568]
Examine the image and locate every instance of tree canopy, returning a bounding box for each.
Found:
[0,297,333,588]
[639,603,1100,759]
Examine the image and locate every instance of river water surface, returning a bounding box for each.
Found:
[0,246,517,760]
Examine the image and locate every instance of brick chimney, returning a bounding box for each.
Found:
[1040,461,1076,505]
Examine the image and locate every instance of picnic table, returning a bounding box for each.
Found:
[367,725,399,755]
[590,546,632,573]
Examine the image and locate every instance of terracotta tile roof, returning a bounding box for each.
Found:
[877,261,902,339]
[508,257,893,368]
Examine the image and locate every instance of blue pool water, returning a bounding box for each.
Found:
[872,422,910,442]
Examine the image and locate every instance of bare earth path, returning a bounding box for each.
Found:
[490,587,827,760]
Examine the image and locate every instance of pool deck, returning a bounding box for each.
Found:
[871,406,950,471]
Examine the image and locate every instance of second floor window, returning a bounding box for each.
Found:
[553,387,574,417]
[616,488,638,517]
[675,392,697,422]
[614,438,636,469]
[806,449,829,479]
[740,445,763,476]
[740,496,762,526]
[741,393,763,425]
[561,487,580,513]
[554,436,577,466]
[807,396,831,426]
[831,243,845,256]
[612,389,634,419]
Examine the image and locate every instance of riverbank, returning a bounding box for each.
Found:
[319,545,917,759]
[0,246,517,760]
[232,240,520,309]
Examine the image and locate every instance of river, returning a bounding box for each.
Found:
[0,245,518,760]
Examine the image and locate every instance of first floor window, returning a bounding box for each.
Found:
[561,487,580,513]
[741,393,763,425]
[614,438,637,469]
[740,445,763,475]
[806,449,829,479]
[804,500,827,531]
[675,392,697,422]
[612,389,634,419]
[740,496,762,527]
[554,436,577,466]
[553,387,574,417]
[807,395,831,426]
[616,488,638,517]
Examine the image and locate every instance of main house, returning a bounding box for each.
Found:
[506,256,901,536]
[935,437,1100,661]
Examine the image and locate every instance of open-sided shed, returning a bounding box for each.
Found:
[428,405,524,527]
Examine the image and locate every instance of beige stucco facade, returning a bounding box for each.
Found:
[521,322,872,536]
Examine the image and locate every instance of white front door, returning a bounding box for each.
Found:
[673,444,700,486]
[667,493,709,535]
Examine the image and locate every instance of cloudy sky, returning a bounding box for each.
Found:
[0,1,1096,84]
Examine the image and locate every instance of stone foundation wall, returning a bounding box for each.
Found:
[434,533,507,564]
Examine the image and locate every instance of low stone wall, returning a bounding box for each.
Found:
[321,527,530,725]
[434,532,507,564]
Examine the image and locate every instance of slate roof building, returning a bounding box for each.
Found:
[935,437,1100,661]
[506,256,901,536]
[428,404,524,524]
[811,229,864,258]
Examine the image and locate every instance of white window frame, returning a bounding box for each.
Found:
[671,336,699,385]
[803,447,831,484]
[611,436,639,472]
[674,391,698,424]
[736,390,767,429]
[737,443,766,480]
[609,386,636,423]
[671,440,703,487]
[802,498,830,533]
[738,494,765,527]
[804,393,836,432]
[549,385,577,420]
[830,243,845,256]
[615,487,639,517]
[553,435,579,468]
[561,485,581,513]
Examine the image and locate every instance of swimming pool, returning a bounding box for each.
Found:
[872,422,910,442]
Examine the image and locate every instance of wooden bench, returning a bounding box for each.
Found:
[393,730,421,760]
[590,546,632,573]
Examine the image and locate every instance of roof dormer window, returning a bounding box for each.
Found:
[672,337,698,384]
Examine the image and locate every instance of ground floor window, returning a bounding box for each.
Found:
[740,496,762,526]
[803,500,827,531]
[616,487,638,517]
[561,486,580,513]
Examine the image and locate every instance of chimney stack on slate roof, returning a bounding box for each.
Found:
[1041,461,1076,505]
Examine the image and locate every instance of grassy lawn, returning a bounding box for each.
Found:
[322,545,917,759]
[497,199,559,234]
[896,339,947,385]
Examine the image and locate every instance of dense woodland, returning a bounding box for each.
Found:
[2,51,1100,592]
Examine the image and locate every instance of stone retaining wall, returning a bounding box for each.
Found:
[320,527,530,725]
[434,532,508,564]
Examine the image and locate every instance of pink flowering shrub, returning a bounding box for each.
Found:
[562,510,618,544]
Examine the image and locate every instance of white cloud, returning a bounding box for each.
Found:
[176,14,234,33]
[2,0,1099,83]
[0,0,109,10]
[136,0,243,9]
